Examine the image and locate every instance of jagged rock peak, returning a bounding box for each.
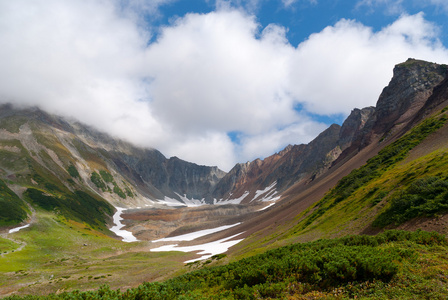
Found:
[339,106,375,149]
[375,58,447,126]
[278,144,293,156]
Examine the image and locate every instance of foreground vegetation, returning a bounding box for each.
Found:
[301,112,448,231]
[0,211,187,297]
[0,179,28,226]
[4,230,448,299]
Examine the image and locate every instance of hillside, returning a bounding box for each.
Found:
[1,59,448,297]
[5,230,447,299]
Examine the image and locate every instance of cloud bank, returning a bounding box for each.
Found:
[0,0,448,171]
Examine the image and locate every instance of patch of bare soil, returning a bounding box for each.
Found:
[395,212,448,234]
[403,121,448,163]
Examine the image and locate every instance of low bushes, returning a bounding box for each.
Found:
[7,230,445,299]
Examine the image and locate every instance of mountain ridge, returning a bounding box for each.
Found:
[0,59,447,213]
[2,58,448,297]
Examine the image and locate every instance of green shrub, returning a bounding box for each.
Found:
[0,179,28,226]
[90,171,106,191]
[303,114,448,229]
[99,170,114,183]
[67,165,80,178]
[113,183,126,199]
[374,176,448,227]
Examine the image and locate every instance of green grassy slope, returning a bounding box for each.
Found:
[0,179,28,226]
[4,230,448,299]
[274,108,448,242]
[0,211,187,296]
[0,117,131,230]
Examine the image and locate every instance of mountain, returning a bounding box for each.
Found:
[213,59,448,207]
[224,59,448,253]
[1,59,447,227]
[2,58,448,297]
[0,104,229,229]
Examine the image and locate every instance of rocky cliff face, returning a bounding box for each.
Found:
[0,104,226,206]
[373,59,446,135]
[212,104,376,202]
[0,59,446,209]
[212,59,448,203]
[333,59,448,166]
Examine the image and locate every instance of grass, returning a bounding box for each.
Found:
[24,188,114,233]
[0,237,20,254]
[281,110,448,237]
[228,108,448,263]
[0,179,28,226]
[300,113,448,230]
[0,211,189,296]
[4,230,448,299]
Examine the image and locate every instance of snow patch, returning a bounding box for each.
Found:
[214,191,250,205]
[156,193,207,207]
[157,196,186,207]
[176,193,207,207]
[151,232,244,263]
[110,207,138,243]
[257,202,276,211]
[251,181,277,202]
[8,224,30,234]
[152,223,241,243]
[251,181,281,203]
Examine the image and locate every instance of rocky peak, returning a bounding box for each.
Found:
[339,106,375,150]
[332,59,448,167]
[278,144,293,156]
[373,58,447,135]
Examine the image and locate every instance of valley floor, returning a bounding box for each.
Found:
[0,211,192,297]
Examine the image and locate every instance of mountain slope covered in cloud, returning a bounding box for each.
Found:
[1,1,448,170]
[2,58,448,299]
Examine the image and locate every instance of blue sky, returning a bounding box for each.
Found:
[1,0,448,171]
[154,0,448,46]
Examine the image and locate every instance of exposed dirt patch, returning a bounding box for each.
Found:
[395,212,448,234]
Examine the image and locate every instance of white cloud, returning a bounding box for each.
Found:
[1,1,448,172]
[145,10,296,136]
[167,131,237,169]
[288,13,448,115]
[239,120,327,161]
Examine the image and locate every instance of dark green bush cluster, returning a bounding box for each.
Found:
[91,171,107,191]
[303,113,448,228]
[0,179,28,226]
[99,170,114,183]
[4,230,446,300]
[112,183,126,199]
[90,171,128,199]
[67,165,80,179]
[374,176,448,227]
[24,188,114,231]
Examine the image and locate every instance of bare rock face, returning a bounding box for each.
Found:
[1,59,446,208]
[339,107,375,150]
[165,156,226,199]
[373,59,447,136]
[212,124,343,201]
[104,145,227,202]
[212,59,448,202]
[334,59,448,165]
